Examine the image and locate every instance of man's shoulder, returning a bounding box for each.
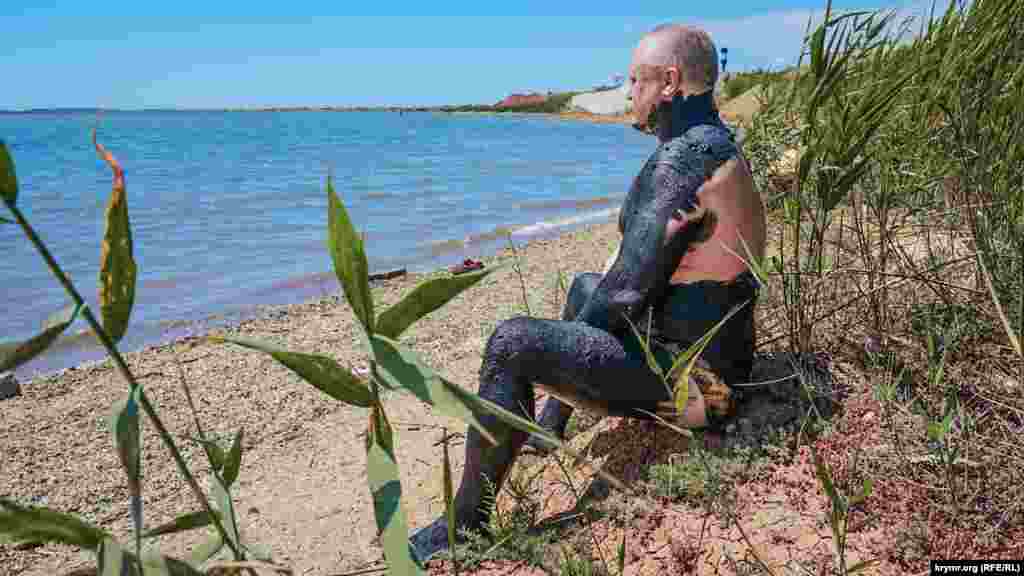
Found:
[653,123,738,168]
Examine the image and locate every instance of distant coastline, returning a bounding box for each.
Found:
[0,106,457,115]
[0,89,594,116]
[0,105,635,126]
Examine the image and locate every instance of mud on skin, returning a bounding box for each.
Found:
[410,91,749,564]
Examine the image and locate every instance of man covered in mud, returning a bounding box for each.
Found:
[411,23,766,561]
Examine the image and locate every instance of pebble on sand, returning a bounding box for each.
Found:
[1,371,20,400]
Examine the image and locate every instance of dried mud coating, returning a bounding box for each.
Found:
[410,91,753,564]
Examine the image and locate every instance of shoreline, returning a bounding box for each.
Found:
[9,205,623,386]
[0,215,623,575]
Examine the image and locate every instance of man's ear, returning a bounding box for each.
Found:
[660,67,682,99]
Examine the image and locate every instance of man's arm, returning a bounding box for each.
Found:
[576,127,738,334]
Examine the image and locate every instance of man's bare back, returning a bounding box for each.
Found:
[605,152,765,285]
[670,153,766,283]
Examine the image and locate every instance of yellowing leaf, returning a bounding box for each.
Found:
[94,130,137,343]
[666,300,750,416]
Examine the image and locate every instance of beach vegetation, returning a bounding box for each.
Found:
[721,67,793,101]
[438,0,1022,571]
[738,0,1022,569]
[2,0,1023,572]
[1,133,267,573]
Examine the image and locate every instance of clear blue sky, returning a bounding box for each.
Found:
[2,0,934,109]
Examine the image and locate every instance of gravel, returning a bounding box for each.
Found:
[0,219,620,576]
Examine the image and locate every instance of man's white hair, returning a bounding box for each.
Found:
[642,24,719,93]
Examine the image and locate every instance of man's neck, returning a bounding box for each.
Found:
[656,90,719,143]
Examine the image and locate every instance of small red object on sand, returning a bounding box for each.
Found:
[450,258,485,275]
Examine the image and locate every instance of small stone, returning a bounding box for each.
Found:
[863,334,883,355]
[1,372,21,400]
[862,411,876,423]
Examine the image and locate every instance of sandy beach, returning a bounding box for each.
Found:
[0,218,622,576]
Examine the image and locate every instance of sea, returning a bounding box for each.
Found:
[1,110,655,380]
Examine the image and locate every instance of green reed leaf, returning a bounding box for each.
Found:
[370,334,497,445]
[811,448,840,510]
[621,311,665,383]
[665,300,750,416]
[728,232,770,290]
[0,498,108,550]
[376,266,499,339]
[138,548,205,576]
[810,25,827,79]
[797,146,817,184]
[0,302,81,374]
[142,511,217,539]
[98,538,136,576]
[366,403,424,575]
[94,131,137,343]
[327,173,374,334]
[111,386,143,557]
[0,140,17,206]
[849,477,873,508]
[210,479,240,555]
[820,156,871,212]
[211,336,373,407]
[192,438,225,472]
[187,532,224,568]
[222,428,244,488]
[0,215,12,224]
[441,430,457,574]
[617,531,627,575]
[94,543,203,576]
[246,541,274,562]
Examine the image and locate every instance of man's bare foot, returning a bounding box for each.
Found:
[410,516,456,564]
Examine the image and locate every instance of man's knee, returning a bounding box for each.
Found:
[483,316,537,360]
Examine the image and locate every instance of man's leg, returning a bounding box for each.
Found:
[410,313,668,562]
[534,271,760,446]
[532,272,602,442]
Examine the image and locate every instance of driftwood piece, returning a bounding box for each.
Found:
[368,268,406,282]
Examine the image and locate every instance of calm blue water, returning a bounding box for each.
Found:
[1,111,654,379]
